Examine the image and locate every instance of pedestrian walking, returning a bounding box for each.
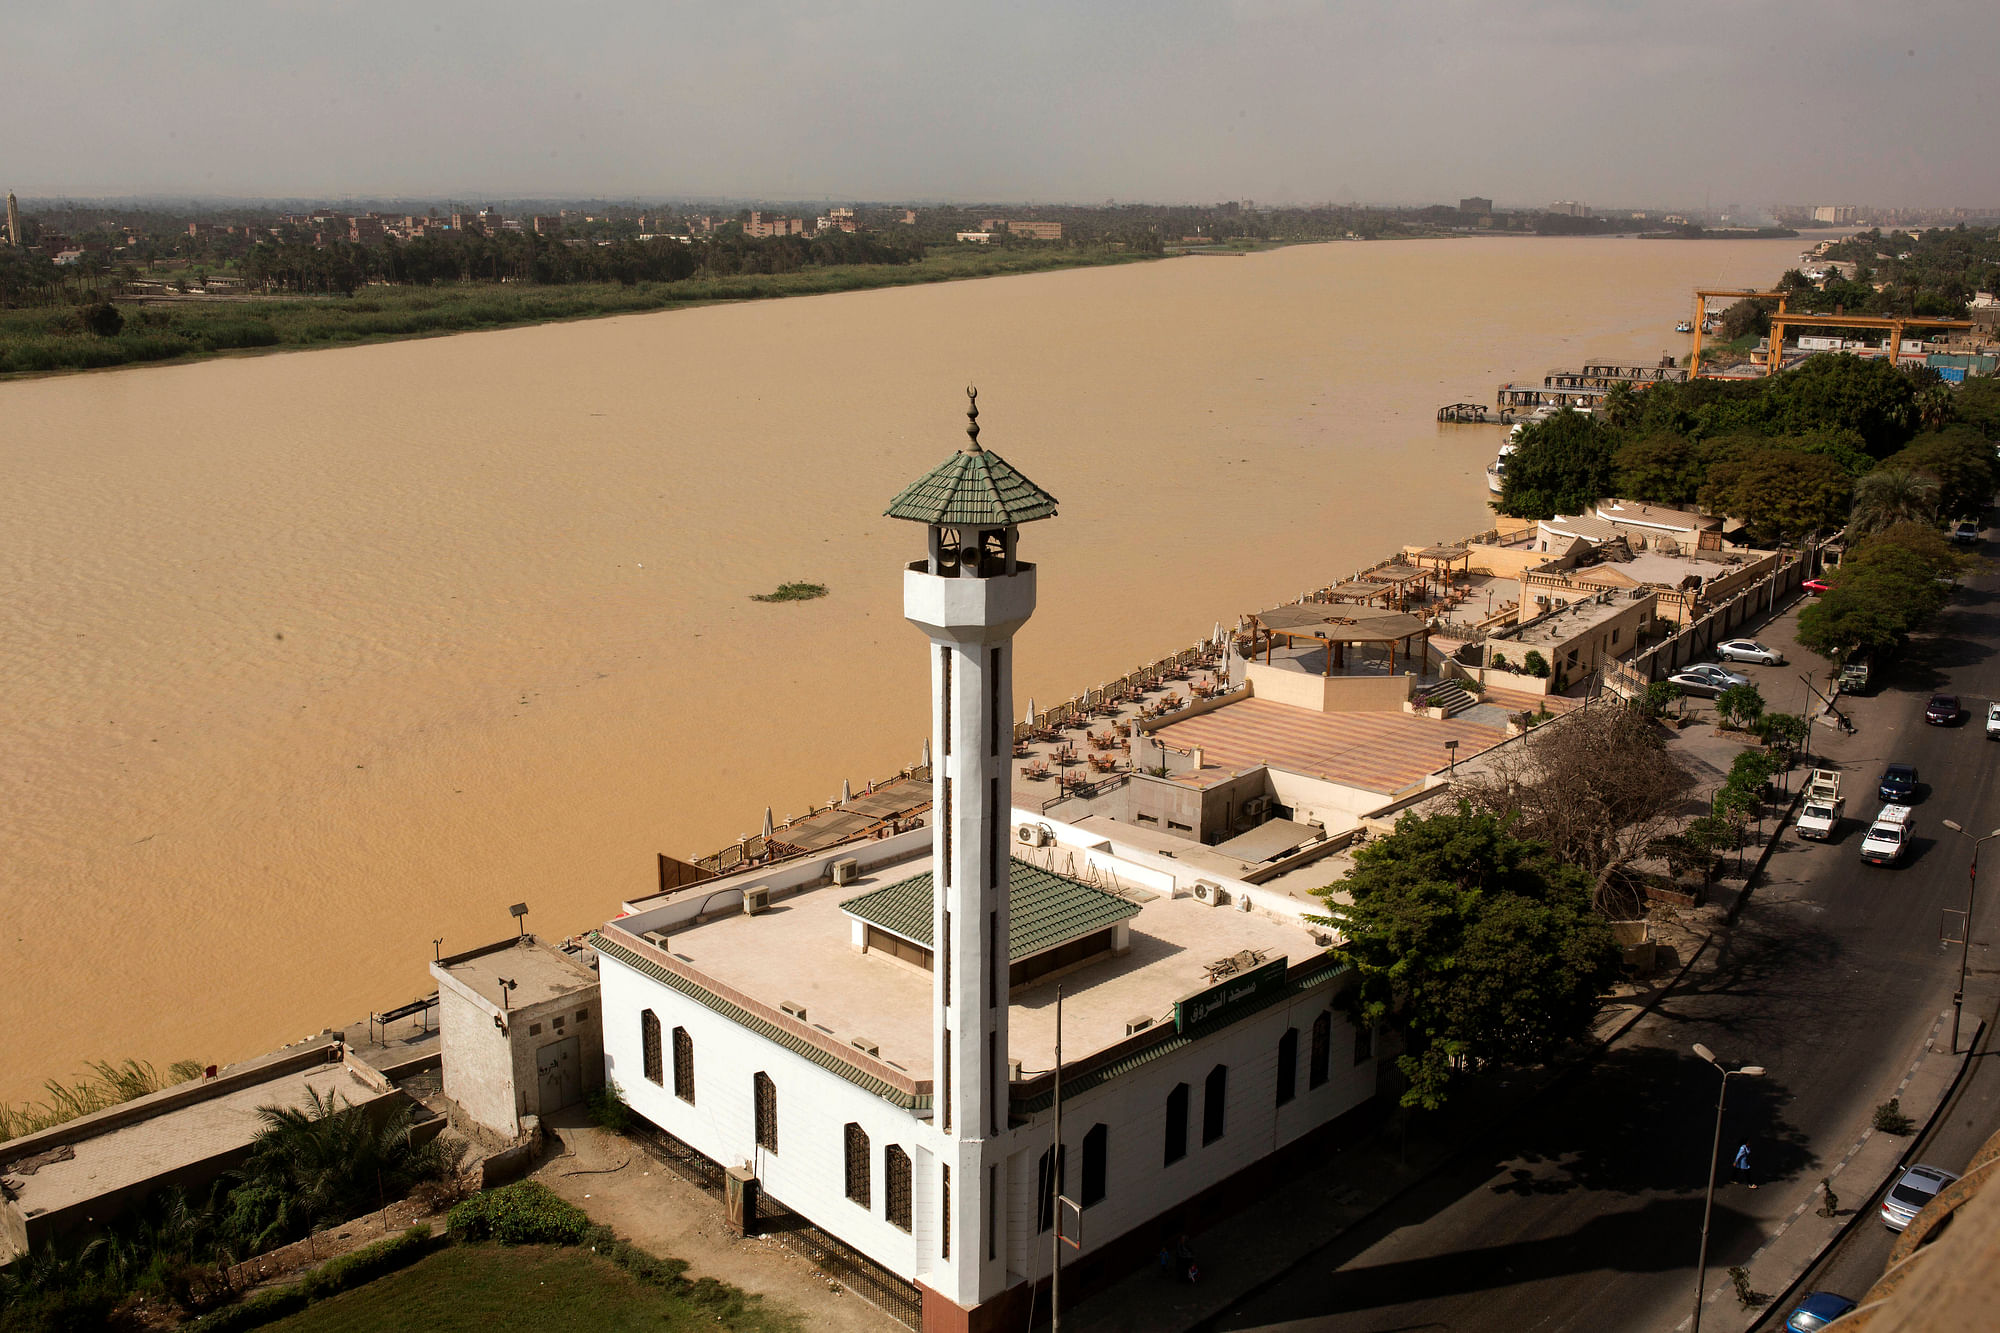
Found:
[1735,1143,1756,1189]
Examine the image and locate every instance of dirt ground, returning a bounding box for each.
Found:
[531,1110,898,1333]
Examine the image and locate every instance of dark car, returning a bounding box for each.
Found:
[1786,1291,1858,1331]
[1925,694,1961,725]
[1879,763,1919,802]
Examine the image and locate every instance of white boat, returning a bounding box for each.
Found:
[1675,320,1693,334]
[1486,441,1516,494]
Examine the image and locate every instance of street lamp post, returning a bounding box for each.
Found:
[1691,1044,1765,1333]
[1939,820,2000,1055]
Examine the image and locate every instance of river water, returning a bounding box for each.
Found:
[0,235,1803,1103]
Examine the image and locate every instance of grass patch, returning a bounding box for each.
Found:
[750,582,828,603]
[260,1244,797,1333]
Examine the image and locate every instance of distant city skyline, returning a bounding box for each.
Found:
[6,1,1994,207]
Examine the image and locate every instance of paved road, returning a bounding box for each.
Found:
[1203,557,2000,1333]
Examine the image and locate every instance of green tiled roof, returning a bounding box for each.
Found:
[841,858,1140,960]
[885,446,1059,526]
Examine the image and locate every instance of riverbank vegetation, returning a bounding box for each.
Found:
[0,242,1161,378]
[0,1057,205,1141]
[0,1092,460,1332]
[1499,356,2000,541]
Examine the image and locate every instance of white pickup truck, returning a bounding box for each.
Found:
[1861,804,1914,866]
[1796,769,1843,840]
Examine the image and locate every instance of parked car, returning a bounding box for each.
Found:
[1925,694,1961,725]
[1987,702,2000,739]
[1881,1163,1959,1231]
[1665,663,1753,697]
[1878,764,1919,802]
[1716,639,1785,666]
[1952,520,1981,545]
[1786,1292,1858,1332]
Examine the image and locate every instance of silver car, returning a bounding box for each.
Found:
[1716,639,1785,666]
[1881,1163,1958,1231]
[1667,663,1753,697]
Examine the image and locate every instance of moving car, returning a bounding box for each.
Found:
[1878,764,1918,802]
[1716,639,1785,666]
[1860,804,1913,866]
[1881,1163,1959,1231]
[1952,520,1981,545]
[1803,577,1834,595]
[1987,702,2000,739]
[1925,694,1961,725]
[1665,663,1753,697]
[1786,1292,1858,1332]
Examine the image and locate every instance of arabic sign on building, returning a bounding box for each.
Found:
[1173,958,1289,1033]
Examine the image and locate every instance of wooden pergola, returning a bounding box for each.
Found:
[1410,544,1471,594]
[1324,579,1396,608]
[1248,606,1430,677]
[1353,562,1432,610]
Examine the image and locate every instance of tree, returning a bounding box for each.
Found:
[1717,298,1769,342]
[1882,428,1998,521]
[1497,408,1618,519]
[1698,448,1852,543]
[79,300,123,337]
[1460,703,1697,910]
[1849,467,1939,536]
[1715,683,1765,730]
[1797,524,1954,663]
[1311,807,1620,1111]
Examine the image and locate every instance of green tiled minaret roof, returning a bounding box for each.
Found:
[840,858,1140,961]
[884,388,1059,526]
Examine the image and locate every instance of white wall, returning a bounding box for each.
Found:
[601,951,1373,1297]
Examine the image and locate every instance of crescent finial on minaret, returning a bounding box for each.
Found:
[963,385,981,452]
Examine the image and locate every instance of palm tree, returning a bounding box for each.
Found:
[1850,467,1940,536]
[1916,382,1955,431]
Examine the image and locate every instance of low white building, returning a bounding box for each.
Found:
[593,395,1375,1331]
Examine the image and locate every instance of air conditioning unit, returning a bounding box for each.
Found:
[1017,824,1053,848]
[743,886,771,916]
[1235,893,1253,913]
[831,858,860,886]
[1192,880,1224,907]
[850,1037,880,1057]
[780,1000,808,1022]
[642,929,671,950]
[1244,795,1272,823]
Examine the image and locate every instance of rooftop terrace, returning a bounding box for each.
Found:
[437,935,597,1012]
[603,843,1321,1083]
[1153,696,1506,795]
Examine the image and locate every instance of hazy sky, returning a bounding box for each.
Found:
[6,0,1994,206]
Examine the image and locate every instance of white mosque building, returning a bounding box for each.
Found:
[592,395,1377,1331]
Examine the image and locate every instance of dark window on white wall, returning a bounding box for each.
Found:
[753,1073,777,1152]
[1081,1124,1108,1208]
[1309,1011,1332,1089]
[844,1123,871,1207]
[672,1027,695,1104]
[1164,1083,1189,1164]
[1203,1065,1228,1144]
[640,1010,662,1085]
[1036,1144,1066,1234]
[942,1165,951,1259]
[1276,1028,1298,1106]
[885,1145,913,1232]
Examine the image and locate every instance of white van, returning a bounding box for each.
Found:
[1861,805,1914,866]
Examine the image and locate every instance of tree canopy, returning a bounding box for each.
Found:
[1697,447,1853,543]
[1313,807,1620,1111]
[1496,408,1618,519]
[1796,522,1959,663]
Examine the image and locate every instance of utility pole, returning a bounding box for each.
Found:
[1941,821,1998,1053]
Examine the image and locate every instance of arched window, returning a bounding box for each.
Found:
[672,1027,695,1104]
[844,1123,871,1207]
[1163,1083,1189,1165]
[1309,1011,1332,1089]
[1081,1124,1108,1208]
[885,1145,913,1232]
[1036,1143,1067,1234]
[753,1073,777,1153]
[640,1010,662,1086]
[1202,1065,1228,1145]
[1276,1028,1299,1106]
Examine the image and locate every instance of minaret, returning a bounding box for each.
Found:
[887,389,1057,1313]
[5,193,19,248]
